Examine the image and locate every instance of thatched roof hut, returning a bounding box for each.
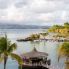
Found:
[21,47,48,58]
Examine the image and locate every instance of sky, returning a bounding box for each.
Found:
[0,0,69,26]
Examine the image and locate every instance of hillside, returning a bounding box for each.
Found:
[0,23,50,29]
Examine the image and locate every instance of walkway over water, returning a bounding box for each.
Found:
[17,38,69,42]
[41,38,69,42]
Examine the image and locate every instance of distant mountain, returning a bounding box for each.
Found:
[0,23,50,29]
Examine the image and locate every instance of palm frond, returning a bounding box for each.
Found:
[57,42,69,62]
[0,37,7,51]
[10,53,23,65]
[8,43,17,52]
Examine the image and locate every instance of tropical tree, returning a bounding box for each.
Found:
[48,25,63,33]
[58,42,69,69]
[48,23,69,38]
[64,22,69,28]
[0,34,23,69]
[40,32,48,46]
[40,32,48,39]
[30,34,40,40]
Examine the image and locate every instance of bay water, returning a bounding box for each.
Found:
[0,29,64,69]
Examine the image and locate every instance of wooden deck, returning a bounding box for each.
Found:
[22,65,49,69]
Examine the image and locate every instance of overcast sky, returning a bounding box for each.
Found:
[0,0,69,25]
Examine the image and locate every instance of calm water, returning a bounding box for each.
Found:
[0,29,64,69]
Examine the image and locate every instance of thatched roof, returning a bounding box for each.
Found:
[21,47,48,58]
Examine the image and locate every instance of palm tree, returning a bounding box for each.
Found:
[40,32,48,39]
[0,34,23,69]
[58,42,69,69]
[40,32,48,46]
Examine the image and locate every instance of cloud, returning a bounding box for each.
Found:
[0,0,13,9]
[0,0,69,25]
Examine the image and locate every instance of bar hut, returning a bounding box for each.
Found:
[21,47,51,69]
